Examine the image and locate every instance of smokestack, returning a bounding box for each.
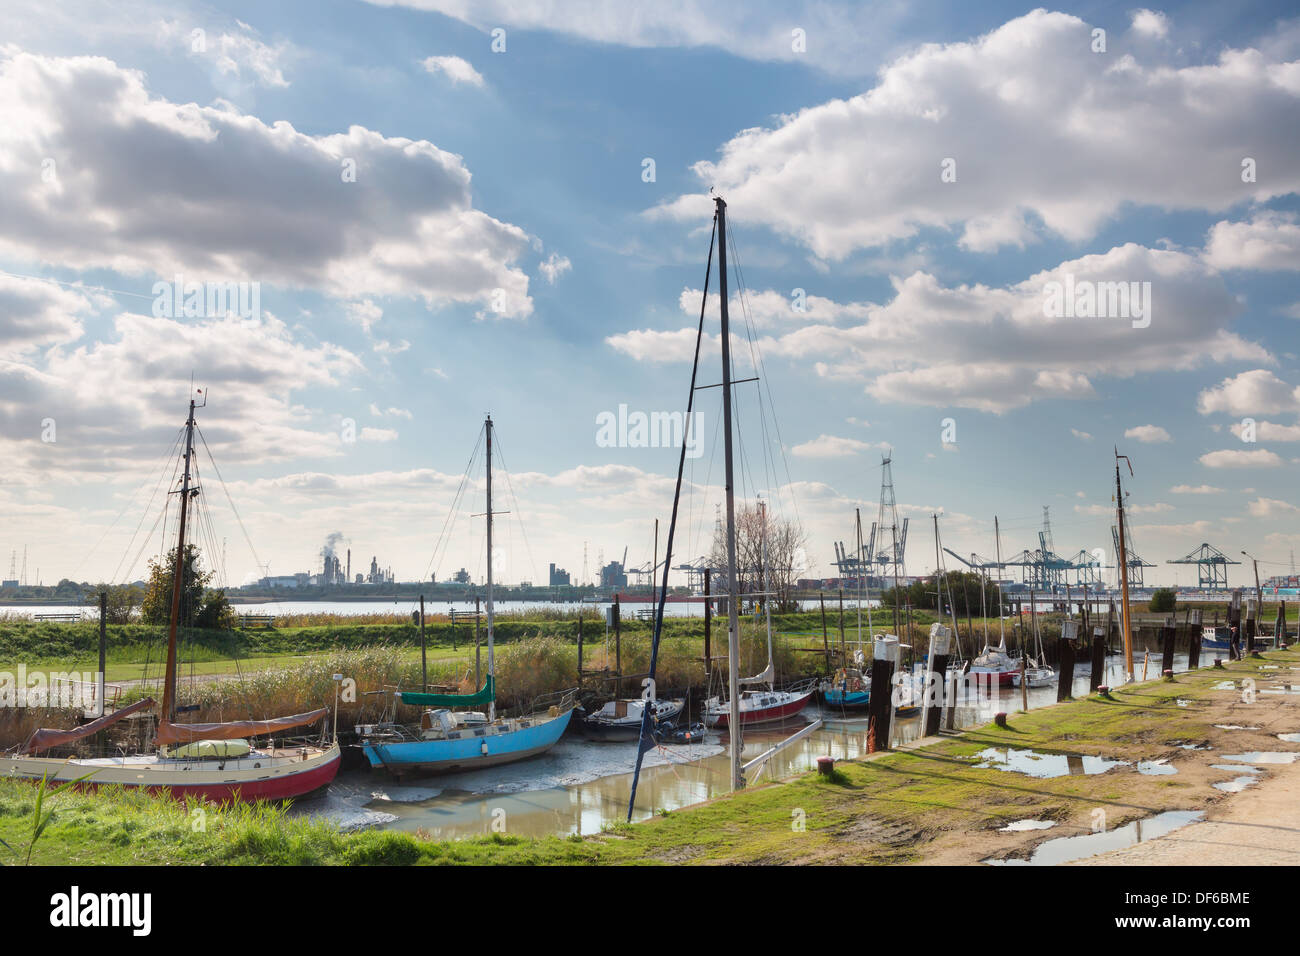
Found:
[346,549,351,583]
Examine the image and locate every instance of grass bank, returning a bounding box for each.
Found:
[4,646,1295,866]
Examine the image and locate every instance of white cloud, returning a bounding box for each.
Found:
[0,310,362,475]
[1199,448,1284,468]
[1071,428,1093,440]
[1197,370,1300,416]
[790,434,883,457]
[0,273,95,358]
[371,0,908,76]
[1203,213,1300,271]
[1129,9,1170,39]
[1170,484,1222,494]
[610,244,1268,412]
[538,253,572,285]
[1230,419,1300,441]
[369,404,413,419]
[0,51,535,318]
[359,426,398,442]
[648,11,1300,259]
[1248,497,1298,516]
[1125,424,1171,443]
[421,55,485,87]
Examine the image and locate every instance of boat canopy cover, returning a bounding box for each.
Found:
[169,739,252,758]
[21,696,157,754]
[155,708,328,746]
[397,675,495,708]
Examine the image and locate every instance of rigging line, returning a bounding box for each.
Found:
[430,436,483,591]
[417,425,484,589]
[111,433,185,585]
[491,430,541,589]
[727,225,803,532]
[75,426,185,582]
[194,426,268,596]
[628,211,716,824]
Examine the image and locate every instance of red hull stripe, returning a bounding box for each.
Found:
[711,691,813,728]
[73,751,341,803]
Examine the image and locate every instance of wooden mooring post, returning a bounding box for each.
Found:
[923,624,952,736]
[1057,620,1077,701]
[1245,594,1260,657]
[1188,608,1202,669]
[868,636,899,751]
[1277,601,1288,648]
[1228,589,1243,660]
[1090,600,1112,692]
[1161,618,1176,677]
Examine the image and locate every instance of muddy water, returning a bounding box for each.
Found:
[294,654,1182,841]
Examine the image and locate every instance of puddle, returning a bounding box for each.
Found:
[1277,733,1300,743]
[1213,776,1260,793]
[1260,665,1279,670]
[1212,680,1236,690]
[1136,759,1177,776]
[1174,742,1211,751]
[1175,699,1190,707]
[983,811,1204,866]
[973,748,1127,778]
[1210,763,1261,773]
[1222,751,1300,765]
[1214,724,1260,731]
[999,819,1058,833]
[1261,685,1300,695]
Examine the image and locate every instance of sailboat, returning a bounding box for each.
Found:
[701,464,815,729]
[4,391,341,801]
[356,416,576,776]
[1013,593,1056,688]
[968,522,1019,687]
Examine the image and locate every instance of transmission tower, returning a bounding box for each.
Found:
[874,452,908,579]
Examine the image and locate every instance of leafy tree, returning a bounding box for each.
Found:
[881,570,1004,616]
[1150,588,1177,613]
[140,545,233,628]
[84,583,143,624]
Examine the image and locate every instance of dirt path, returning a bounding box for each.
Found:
[1076,752,1300,866]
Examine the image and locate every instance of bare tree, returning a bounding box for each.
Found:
[708,503,809,612]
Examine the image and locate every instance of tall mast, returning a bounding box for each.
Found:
[716,196,744,791]
[760,499,774,690]
[161,395,198,726]
[994,516,1005,650]
[486,415,496,721]
[855,508,863,647]
[1114,450,1135,680]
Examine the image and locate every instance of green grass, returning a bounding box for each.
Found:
[3,646,1290,866]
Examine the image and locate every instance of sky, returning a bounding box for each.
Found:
[1,1,1298,591]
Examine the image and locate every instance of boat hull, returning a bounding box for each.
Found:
[705,690,813,728]
[3,743,342,803]
[361,709,573,776]
[969,668,1018,687]
[822,687,871,709]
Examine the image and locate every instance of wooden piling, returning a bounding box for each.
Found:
[1188,608,1202,670]
[1057,620,1077,701]
[868,637,898,751]
[923,624,952,736]
[1160,619,1175,677]
[1277,601,1288,648]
